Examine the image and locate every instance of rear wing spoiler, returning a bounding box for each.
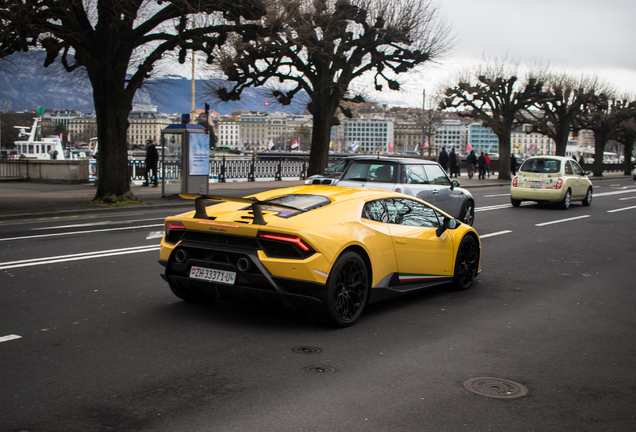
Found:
[169,194,306,226]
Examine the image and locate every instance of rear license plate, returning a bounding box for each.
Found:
[529,182,543,188]
[190,266,236,285]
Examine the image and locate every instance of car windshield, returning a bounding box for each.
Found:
[520,158,561,174]
[341,162,396,183]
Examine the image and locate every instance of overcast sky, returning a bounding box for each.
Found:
[382,0,636,107]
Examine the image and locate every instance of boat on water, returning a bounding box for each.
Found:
[13,117,66,160]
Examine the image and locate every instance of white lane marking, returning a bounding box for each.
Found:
[476,204,512,212]
[594,188,636,197]
[480,230,513,238]
[607,205,636,213]
[0,245,160,270]
[483,193,511,198]
[619,196,636,201]
[30,217,164,230]
[535,215,591,227]
[0,334,22,343]
[0,224,163,242]
[146,231,165,240]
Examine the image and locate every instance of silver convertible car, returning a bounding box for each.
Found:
[334,157,475,225]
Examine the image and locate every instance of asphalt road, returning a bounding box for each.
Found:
[1,179,635,431]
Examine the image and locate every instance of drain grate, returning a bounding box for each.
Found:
[292,346,322,354]
[304,366,336,374]
[464,377,528,399]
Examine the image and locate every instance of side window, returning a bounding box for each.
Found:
[370,164,395,183]
[362,200,388,223]
[571,161,584,175]
[342,162,371,180]
[385,198,440,228]
[565,161,573,175]
[404,165,428,184]
[422,164,451,186]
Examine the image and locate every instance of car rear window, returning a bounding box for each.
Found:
[341,161,396,183]
[520,158,561,174]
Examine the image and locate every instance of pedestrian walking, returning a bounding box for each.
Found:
[510,154,518,176]
[478,152,486,180]
[466,150,477,179]
[143,139,159,187]
[449,147,459,178]
[484,152,491,177]
[438,147,449,173]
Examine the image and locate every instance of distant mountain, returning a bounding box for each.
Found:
[0,52,307,115]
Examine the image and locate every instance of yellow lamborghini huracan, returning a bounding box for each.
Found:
[159,185,481,327]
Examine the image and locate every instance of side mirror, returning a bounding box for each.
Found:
[451,180,460,190]
[436,217,459,237]
[584,171,591,176]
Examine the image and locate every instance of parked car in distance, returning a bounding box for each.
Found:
[334,157,476,225]
[305,155,371,185]
[160,185,481,327]
[510,156,593,209]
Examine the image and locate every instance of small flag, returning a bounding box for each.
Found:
[413,144,418,152]
[290,140,299,150]
[351,141,359,152]
[388,141,393,152]
[268,140,274,150]
[424,141,429,148]
[466,142,472,152]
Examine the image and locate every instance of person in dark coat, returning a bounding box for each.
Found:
[143,139,159,187]
[438,147,449,173]
[449,147,459,178]
[466,150,477,179]
[478,152,486,180]
[510,154,518,176]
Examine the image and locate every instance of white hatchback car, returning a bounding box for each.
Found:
[510,156,593,209]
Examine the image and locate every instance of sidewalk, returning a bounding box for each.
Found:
[0,172,626,221]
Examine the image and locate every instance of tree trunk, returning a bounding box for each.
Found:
[307,95,339,176]
[89,69,134,202]
[592,132,608,177]
[623,139,634,176]
[554,124,570,156]
[495,133,511,180]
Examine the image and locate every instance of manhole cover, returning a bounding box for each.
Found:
[304,366,336,374]
[292,346,322,354]
[463,377,528,399]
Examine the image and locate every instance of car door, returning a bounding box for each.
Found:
[384,198,454,283]
[417,164,461,217]
[566,160,588,199]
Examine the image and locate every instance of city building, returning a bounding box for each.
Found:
[339,118,394,153]
[433,119,467,153]
[467,122,499,155]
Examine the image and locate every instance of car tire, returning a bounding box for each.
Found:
[582,187,593,206]
[560,189,571,210]
[460,201,475,225]
[322,251,369,327]
[450,235,479,291]
[511,197,521,207]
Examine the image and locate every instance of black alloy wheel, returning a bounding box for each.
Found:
[324,251,369,327]
[451,235,479,291]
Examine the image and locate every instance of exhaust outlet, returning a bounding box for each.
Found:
[237,257,250,272]
[174,249,187,263]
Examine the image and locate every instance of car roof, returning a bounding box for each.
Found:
[524,155,572,161]
[344,156,438,165]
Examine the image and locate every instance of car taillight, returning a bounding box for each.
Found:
[165,221,185,234]
[555,178,563,189]
[512,177,518,187]
[164,221,186,244]
[257,231,315,259]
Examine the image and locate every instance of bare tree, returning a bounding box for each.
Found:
[440,60,547,180]
[0,0,265,202]
[524,73,602,156]
[207,0,453,175]
[614,117,636,176]
[578,92,635,176]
